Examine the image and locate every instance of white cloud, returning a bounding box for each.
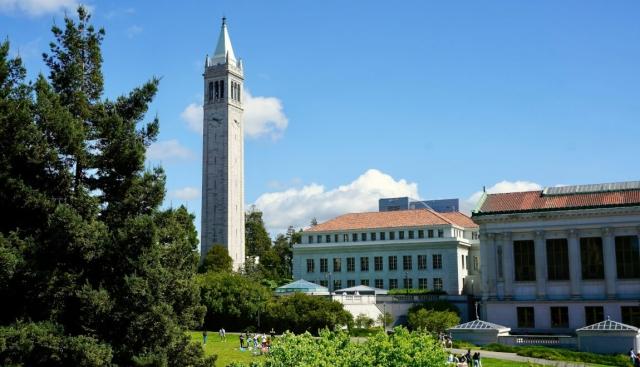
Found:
[462,180,542,214]
[125,25,143,38]
[253,169,419,235]
[179,90,288,139]
[147,140,194,161]
[0,0,78,16]
[244,90,288,139]
[180,102,204,133]
[170,186,200,201]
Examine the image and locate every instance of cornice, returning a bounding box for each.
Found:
[472,205,640,224]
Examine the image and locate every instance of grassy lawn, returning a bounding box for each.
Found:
[482,357,545,367]
[188,331,265,367]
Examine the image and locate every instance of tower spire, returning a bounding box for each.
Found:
[211,17,236,65]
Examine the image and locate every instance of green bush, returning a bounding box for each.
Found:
[409,300,460,315]
[452,340,477,349]
[407,309,460,333]
[349,327,384,337]
[388,289,447,295]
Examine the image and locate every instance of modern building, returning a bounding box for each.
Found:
[379,197,459,213]
[472,181,640,333]
[292,209,480,296]
[201,18,246,269]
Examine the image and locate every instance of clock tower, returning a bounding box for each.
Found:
[201,17,245,269]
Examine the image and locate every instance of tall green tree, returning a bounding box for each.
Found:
[0,8,212,366]
[245,206,271,257]
[200,244,233,273]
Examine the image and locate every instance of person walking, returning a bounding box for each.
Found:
[465,349,472,365]
[202,329,208,344]
[240,333,245,349]
[221,327,226,342]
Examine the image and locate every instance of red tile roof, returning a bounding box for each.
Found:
[475,189,640,215]
[306,209,477,232]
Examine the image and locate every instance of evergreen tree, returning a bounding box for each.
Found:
[200,244,233,273]
[0,8,213,366]
[244,206,271,257]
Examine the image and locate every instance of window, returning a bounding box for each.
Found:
[408,230,414,239]
[360,257,369,272]
[399,231,405,240]
[306,259,315,273]
[389,279,398,289]
[319,280,328,287]
[317,235,322,244]
[333,258,342,272]
[333,280,342,290]
[432,254,442,269]
[343,234,349,242]
[461,254,465,269]
[347,280,355,287]
[418,278,428,289]
[308,236,313,244]
[375,279,384,289]
[403,277,413,289]
[437,229,444,238]
[389,232,396,240]
[581,237,604,279]
[334,234,339,243]
[403,255,412,270]
[208,81,214,101]
[418,230,424,239]
[622,306,640,327]
[514,240,536,281]
[361,279,369,286]
[371,232,377,241]
[517,307,535,328]
[433,278,443,291]
[320,258,328,273]
[473,256,479,271]
[428,229,434,238]
[352,233,358,242]
[220,80,225,98]
[497,246,503,278]
[214,81,219,99]
[547,239,569,280]
[550,307,569,328]
[380,232,386,241]
[388,256,398,271]
[361,233,367,241]
[418,255,427,270]
[472,232,479,240]
[347,257,355,272]
[585,306,604,325]
[615,236,640,279]
[374,256,383,271]
[326,235,331,243]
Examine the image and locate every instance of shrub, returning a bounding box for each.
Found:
[483,344,630,367]
[407,309,460,333]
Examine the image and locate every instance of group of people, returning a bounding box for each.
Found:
[630,348,640,367]
[201,328,226,344]
[438,332,453,348]
[239,329,276,355]
[448,349,482,367]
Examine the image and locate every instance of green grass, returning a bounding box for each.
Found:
[482,344,629,367]
[188,332,265,367]
[482,357,545,367]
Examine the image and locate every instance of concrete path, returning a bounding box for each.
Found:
[449,348,599,367]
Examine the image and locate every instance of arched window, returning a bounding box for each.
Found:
[214,81,219,99]
[220,80,225,99]
[237,83,241,102]
[208,81,213,101]
[231,82,235,101]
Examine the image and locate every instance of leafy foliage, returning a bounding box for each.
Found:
[245,207,271,258]
[482,344,630,367]
[407,309,460,333]
[200,244,233,273]
[263,293,353,335]
[354,313,375,329]
[409,300,460,315]
[0,8,211,366]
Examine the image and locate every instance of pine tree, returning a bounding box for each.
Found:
[0,8,213,366]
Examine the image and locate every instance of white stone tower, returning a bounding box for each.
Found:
[201,17,245,269]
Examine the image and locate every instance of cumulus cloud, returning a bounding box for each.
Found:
[170,186,200,201]
[147,140,194,161]
[180,90,288,139]
[244,90,288,139]
[253,169,419,235]
[0,0,78,16]
[461,180,542,213]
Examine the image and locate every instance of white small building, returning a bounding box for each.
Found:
[448,319,511,346]
[473,181,640,333]
[292,209,480,296]
[577,318,640,354]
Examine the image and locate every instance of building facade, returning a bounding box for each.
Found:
[473,182,640,333]
[379,197,459,213]
[292,209,480,295]
[201,18,246,269]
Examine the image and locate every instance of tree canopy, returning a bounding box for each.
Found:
[0,8,212,366]
[200,244,233,273]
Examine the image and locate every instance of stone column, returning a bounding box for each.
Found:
[502,232,514,300]
[602,227,617,299]
[480,232,490,301]
[567,229,581,299]
[487,233,497,299]
[534,230,547,299]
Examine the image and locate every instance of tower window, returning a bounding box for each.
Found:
[220,80,225,99]
[208,81,214,101]
[214,81,219,99]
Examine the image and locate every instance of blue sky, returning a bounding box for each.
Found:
[2,0,639,237]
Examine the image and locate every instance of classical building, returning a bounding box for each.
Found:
[292,209,480,295]
[379,197,459,213]
[472,181,640,333]
[201,18,246,269]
